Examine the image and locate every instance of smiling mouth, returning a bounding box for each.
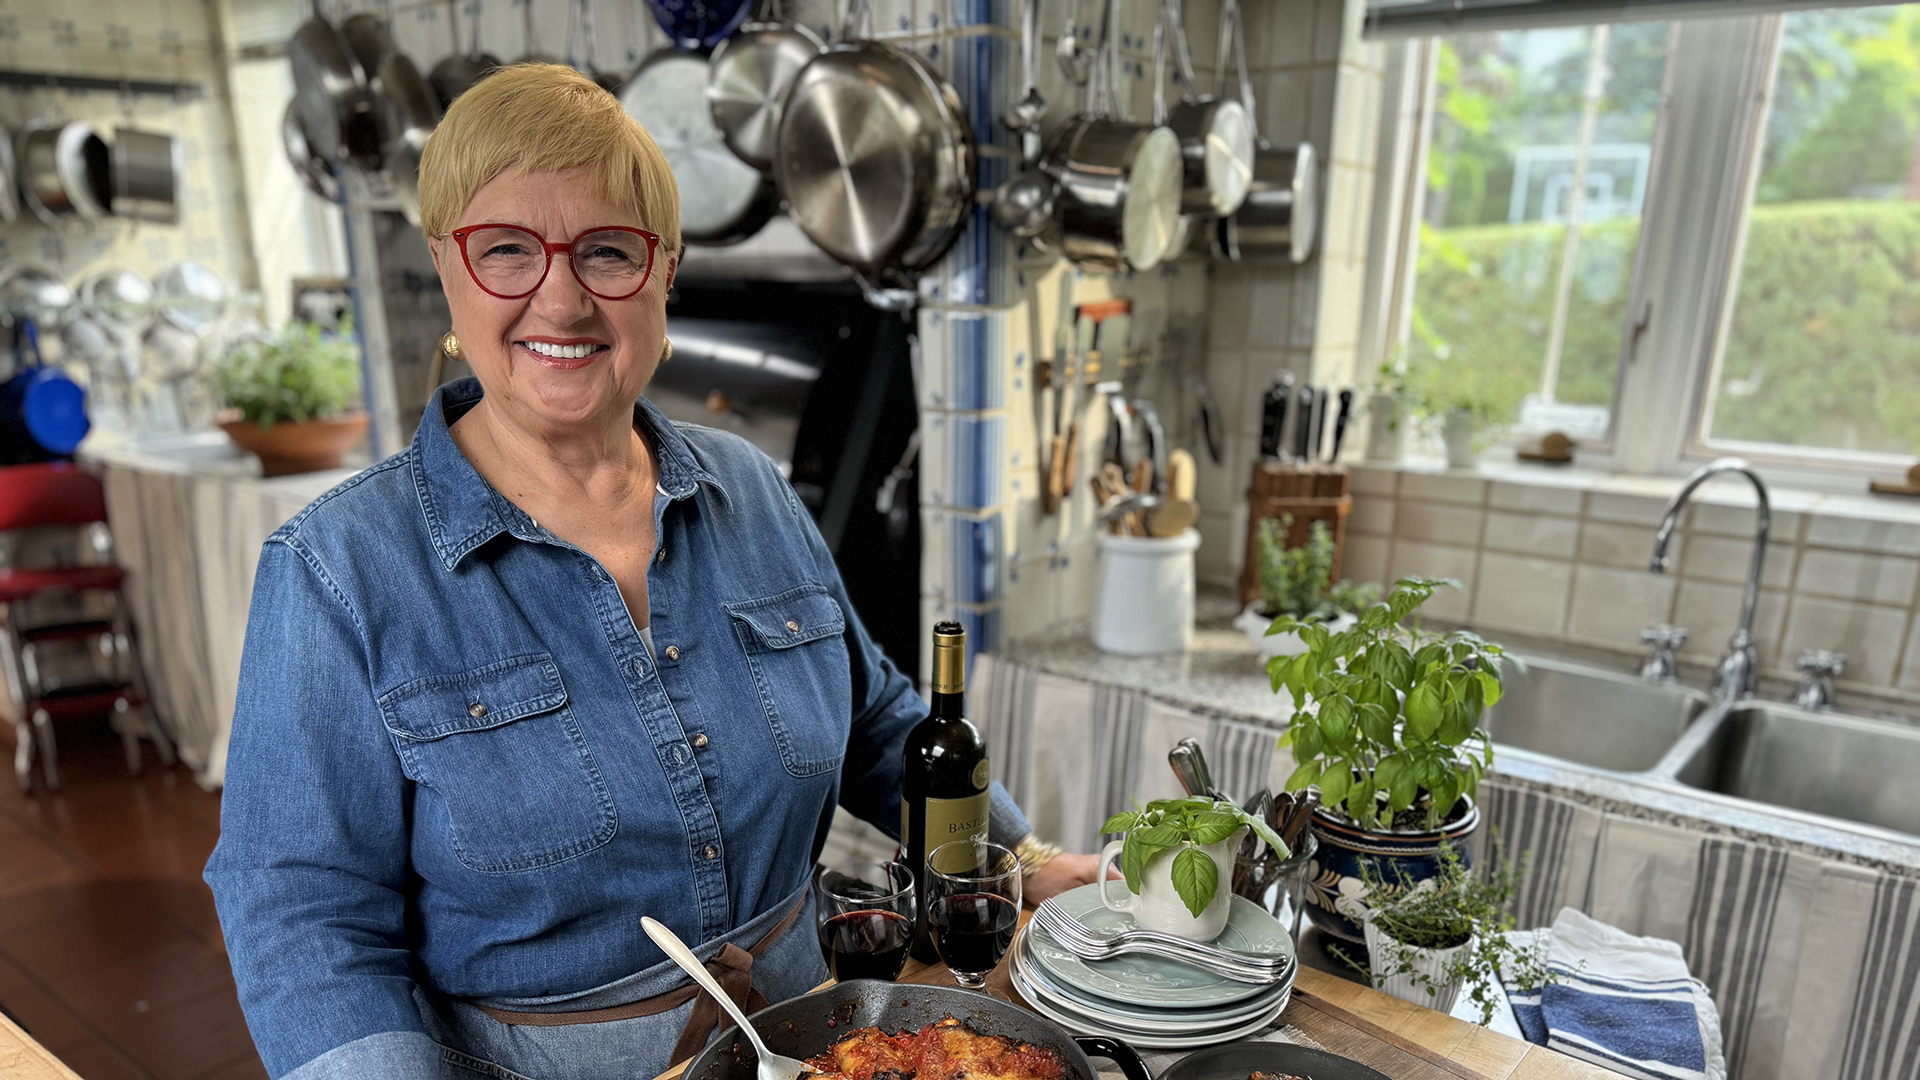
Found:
[517,340,610,360]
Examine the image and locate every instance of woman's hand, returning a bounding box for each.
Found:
[1024,852,1118,906]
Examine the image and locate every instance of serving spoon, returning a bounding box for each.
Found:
[640,916,810,1080]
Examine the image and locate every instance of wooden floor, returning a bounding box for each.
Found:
[0,721,264,1080]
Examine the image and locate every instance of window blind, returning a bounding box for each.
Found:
[1363,0,1890,39]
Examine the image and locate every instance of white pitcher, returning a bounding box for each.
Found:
[1097,829,1244,942]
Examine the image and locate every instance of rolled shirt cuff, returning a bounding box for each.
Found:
[987,780,1032,851]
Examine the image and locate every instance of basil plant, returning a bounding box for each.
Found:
[1100,798,1288,918]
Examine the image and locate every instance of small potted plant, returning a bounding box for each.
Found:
[1365,357,1408,463]
[1337,840,1555,1020]
[1268,576,1506,945]
[1097,797,1288,942]
[208,320,367,476]
[1233,515,1379,659]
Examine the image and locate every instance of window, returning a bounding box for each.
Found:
[1702,6,1920,460]
[1375,5,1920,483]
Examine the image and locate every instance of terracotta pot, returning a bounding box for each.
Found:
[219,411,368,476]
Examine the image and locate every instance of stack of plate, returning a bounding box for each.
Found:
[1009,884,1297,1049]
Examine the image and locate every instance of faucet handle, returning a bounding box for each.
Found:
[1797,649,1847,677]
[1641,625,1689,649]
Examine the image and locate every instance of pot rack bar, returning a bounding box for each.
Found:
[0,68,203,99]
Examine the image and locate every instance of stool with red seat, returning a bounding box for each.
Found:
[0,462,170,792]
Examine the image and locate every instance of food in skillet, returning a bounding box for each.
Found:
[1247,1072,1309,1080]
[803,1017,1067,1080]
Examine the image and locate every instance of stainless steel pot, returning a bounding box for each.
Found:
[289,13,382,169]
[154,261,229,335]
[1157,0,1252,218]
[1209,0,1318,263]
[282,101,343,202]
[0,129,18,223]
[78,268,154,332]
[379,51,442,226]
[111,127,182,224]
[427,0,502,110]
[0,266,75,330]
[1042,0,1181,274]
[622,48,779,245]
[776,0,975,276]
[706,0,823,173]
[17,122,113,223]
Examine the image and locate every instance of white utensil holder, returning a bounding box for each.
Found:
[1092,528,1200,655]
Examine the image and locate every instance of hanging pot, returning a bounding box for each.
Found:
[776,0,975,278]
[0,128,18,223]
[1158,0,1253,218]
[427,0,503,110]
[154,261,229,335]
[110,127,182,224]
[282,101,344,202]
[379,51,442,226]
[77,268,155,334]
[1209,2,1317,263]
[706,0,823,173]
[17,122,113,223]
[622,47,779,244]
[0,266,75,335]
[644,0,756,51]
[290,12,382,170]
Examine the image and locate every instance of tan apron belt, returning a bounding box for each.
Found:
[469,897,806,1065]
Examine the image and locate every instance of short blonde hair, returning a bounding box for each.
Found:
[418,63,680,252]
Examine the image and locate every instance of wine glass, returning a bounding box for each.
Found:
[924,839,1022,990]
[813,861,916,982]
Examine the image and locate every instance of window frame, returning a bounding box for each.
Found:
[1370,8,1917,493]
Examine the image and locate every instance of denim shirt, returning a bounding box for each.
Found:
[205,378,1029,1078]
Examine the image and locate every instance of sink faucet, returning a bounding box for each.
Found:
[1639,625,1688,682]
[1793,650,1846,710]
[1650,458,1770,702]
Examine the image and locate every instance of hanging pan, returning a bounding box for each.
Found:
[644,0,756,51]
[706,0,823,173]
[1159,0,1253,218]
[282,101,344,201]
[111,127,182,224]
[1041,0,1182,273]
[1210,0,1318,263]
[16,122,113,223]
[428,0,503,110]
[776,0,976,281]
[289,9,382,169]
[621,45,779,244]
[0,128,18,223]
[380,51,442,226]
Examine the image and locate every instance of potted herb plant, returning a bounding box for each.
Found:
[208,320,367,476]
[1340,841,1555,1021]
[1097,797,1288,942]
[1233,516,1379,659]
[1267,576,1505,945]
[1365,357,1407,463]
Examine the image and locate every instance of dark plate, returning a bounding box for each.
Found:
[1159,1041,1393,1080]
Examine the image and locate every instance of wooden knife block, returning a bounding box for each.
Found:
[1238,463,1353,607]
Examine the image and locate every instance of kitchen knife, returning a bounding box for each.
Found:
[1293,385,1315,463]
[1258,372,1292,460]
[1312,387,1330,462]
[1329,388,1355,462]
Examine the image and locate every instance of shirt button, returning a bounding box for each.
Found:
[701,844,719,860]
[785,620,800,632]
[692,732,710,750]
[468,703,488,718]
[664,645,681,661]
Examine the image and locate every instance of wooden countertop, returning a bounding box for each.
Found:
[0,1014,80,1080]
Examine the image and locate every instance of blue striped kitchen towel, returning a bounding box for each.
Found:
[1503,908,1725,1080]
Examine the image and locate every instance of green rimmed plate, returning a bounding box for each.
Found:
[1025,883,1296,1008]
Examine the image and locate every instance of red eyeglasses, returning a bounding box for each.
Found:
[450,224,665,301]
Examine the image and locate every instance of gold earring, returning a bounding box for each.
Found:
[660,338,673,362]
[440,331,463,360]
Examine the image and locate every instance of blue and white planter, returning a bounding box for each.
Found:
[1304,799,1480,946]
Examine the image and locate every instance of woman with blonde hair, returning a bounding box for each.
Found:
[206,64,1095,1079]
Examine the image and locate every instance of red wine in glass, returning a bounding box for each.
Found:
[930,893,1019,980]
[818,909,912,982]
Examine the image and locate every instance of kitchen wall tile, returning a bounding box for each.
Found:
[948,415,1006,511]
[1793,549,1920,607]
[1489,480,1585,516]
[1197,511,1241,586]
[1058,541,1100,626]
[1003,558,1061,642]
[921,508,953,601]
[1196,434,1251,518]
[1585,491,1668,527]
[1900,613,1920,691]
[950,514,1005,605]
[1671,582,1790,670]
[1349,496,1395,537]
[1580,520,1672,571]
[1257,69,1317,146]
[1484,510,1579,559]
[1677,533,1795,590]
[1343,534,1391,588]
[1208,266,1252,349]
[1398,472,1487,506]
[1350,465,1397,497]
[1805,513,1920,556]
[1778,596,1910,687]
[1389,540,1477,621]
[1312,0,1348,64]
[1246,268,1297,352]
[1472,553,1572,637]
[1394,500,1484,546]
[1690,500,1799,542]
[1566,565,1678,647]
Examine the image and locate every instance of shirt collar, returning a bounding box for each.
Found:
[414,377,728,570]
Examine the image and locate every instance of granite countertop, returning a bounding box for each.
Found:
[79,429,364,501]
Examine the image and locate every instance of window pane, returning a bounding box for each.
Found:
[1705,7,1920,457]
[1404,24,1668,442]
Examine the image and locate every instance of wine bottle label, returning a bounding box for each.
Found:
[907,793,990,873]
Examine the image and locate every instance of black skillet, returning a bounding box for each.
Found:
[1158,1040,1393,1080]
[683,981,1152,1080]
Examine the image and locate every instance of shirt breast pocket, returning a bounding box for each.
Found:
[379,653,617,874]
[725,585,853,778]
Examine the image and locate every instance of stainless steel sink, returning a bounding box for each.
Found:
[1488,655,1710,772]
[1672,703,1920,837]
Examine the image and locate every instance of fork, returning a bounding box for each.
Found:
[1033,901,1289,966]
[1032,903,1291,983]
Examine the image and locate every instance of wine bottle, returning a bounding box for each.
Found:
[902,621,991,962]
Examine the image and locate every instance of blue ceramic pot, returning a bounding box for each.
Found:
[1303,799,1480,946]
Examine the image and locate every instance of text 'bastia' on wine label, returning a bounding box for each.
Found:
[909,792,990,873]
